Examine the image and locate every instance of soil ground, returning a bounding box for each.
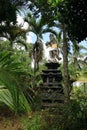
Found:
[0,107,28,130]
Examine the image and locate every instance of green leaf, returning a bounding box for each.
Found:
[0,51,31,113]
[48,0,62,6]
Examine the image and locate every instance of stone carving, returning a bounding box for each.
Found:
[46,34,61,63]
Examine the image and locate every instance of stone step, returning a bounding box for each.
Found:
[42,102,64,109]
[41,73,62,76]
[41,88,63,93]
[41,84,62,88]
[42,70,61,73]
[43,82,62,86]
[41,93,64,100]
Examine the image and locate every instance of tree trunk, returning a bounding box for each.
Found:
[34,53,37,75]
[62,24,70,103]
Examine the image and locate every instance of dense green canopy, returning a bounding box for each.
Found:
[0,0,87,42]
[28,0,87,42]
[0,0,28,24]
[0,0,16,24]
[58,0,87,42]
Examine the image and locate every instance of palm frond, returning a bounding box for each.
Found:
[16,39,28,50]
[42,28,58,36]
[0,51,31,113]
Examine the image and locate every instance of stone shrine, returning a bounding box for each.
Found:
[40,62,64,109]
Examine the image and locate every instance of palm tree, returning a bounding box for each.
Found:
[69,40,87,75]
[24,12,57,73]
[32,38,43,72]
[0,24,28,49]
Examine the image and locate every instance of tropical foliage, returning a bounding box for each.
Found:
[0,50,31,114]
[0,0,87,129]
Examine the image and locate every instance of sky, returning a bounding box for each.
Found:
[17,15,56,44]
[17,15,87,54]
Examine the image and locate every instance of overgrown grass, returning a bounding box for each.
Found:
[0,104,87,130]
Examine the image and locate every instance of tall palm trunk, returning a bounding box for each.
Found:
[62,24,70,103]
[33,48,37,74]
[33,37,43,74]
